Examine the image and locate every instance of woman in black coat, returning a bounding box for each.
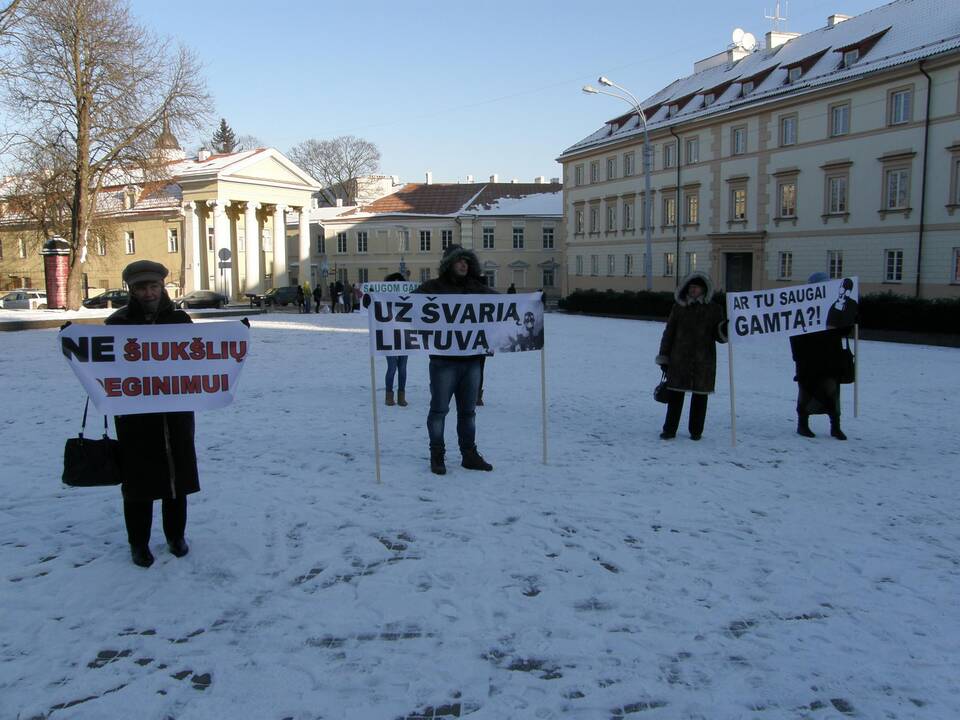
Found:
[790,272,854,440]
[105,261,199,567]
[655,272,728,440]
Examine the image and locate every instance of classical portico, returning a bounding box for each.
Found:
[178,148,320,300]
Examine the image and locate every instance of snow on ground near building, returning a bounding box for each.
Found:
[1,312,957,719]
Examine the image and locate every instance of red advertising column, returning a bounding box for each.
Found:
[40,237,71,310]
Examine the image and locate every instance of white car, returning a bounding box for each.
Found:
[0,289,48,310]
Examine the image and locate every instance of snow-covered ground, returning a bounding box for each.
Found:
[1,311,957,720]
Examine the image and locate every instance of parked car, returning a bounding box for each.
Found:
[251,286,300,308]
[0,289,47,310]
[176,290,227,309]
[82,289,129,309]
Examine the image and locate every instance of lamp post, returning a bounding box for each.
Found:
[583,76,653,291]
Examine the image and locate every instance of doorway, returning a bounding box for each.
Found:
[725,252,753,292]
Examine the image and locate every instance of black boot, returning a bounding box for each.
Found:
[430,447,446,475]
[830,415,847,440]
[168,538,189,558]
[130,544,154,568]
[461,447,493,471]
[797,413,815,438]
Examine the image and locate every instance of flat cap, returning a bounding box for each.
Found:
[122,260,168,287]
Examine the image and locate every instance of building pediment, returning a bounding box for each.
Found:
[508,260,530,269]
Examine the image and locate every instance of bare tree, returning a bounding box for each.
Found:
[288,135,380,205]
[0,0,22,40]
[1,0,209,308]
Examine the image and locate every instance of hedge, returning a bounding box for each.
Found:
[559,289,960,334]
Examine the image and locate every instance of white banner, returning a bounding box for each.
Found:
[360,281,420,295]
[59,321,250,415]
[367,292,544,356]
[726,276,859,343]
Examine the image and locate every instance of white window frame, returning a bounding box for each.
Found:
[830,102,850,137]
[843,48,859,67]
[662,195,677,227]
[885,168,910,210]
[788,66,802,83]
[889,88,913,126]
[167,228,179,253]
[574,165,584,186]
[662,142,676,169]
[574,210,584,235]
[685,192,699,224]
[685,137,699,164]
[357,267,369,284]
[17,238,26,258]
[590,255,599,276]
[732,126,747,155]
[685,251,697,275]
[441,229,453,250]
[589,207,599,233]
[731,188,747,220]
[589,161,599,183]
[777,181,797,218]
[884,249,904,282]
[780,114,798,146]
[96,237,106,256]
[575,255,583,276]
[124,231,135,255]
[336,232,347,253]
[623,152,635,177]
[625,253,634,276]
[606,157,616,181]
[356,230,368,254]
[483,226,495,249]
[778,251,793,280]
[419,230,431,252]
[542,268,555,288]
[828,176,848,214]
[828,250,844,279]
[606,205,616,232]
[542,226,554,249]
[663,252,675,277]
[512,226,524,249]
[420,267,431,282]
[623,201,634,231]
[607,254,616,276]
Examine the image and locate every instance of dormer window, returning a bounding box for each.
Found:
[123,187,136,210]
[742,81,754,96]
[843,48,859,67]
[788,66,802,83]
[834,27,890,71]
[669,104,679,116]
[704,93,715,106]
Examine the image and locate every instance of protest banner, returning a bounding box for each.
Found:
[724,276,860,445]
[365,292,547,482]
[357,281,420,318]
[59,321,250,415]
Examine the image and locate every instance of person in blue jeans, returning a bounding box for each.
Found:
[414,245,497,475]
[383,272,409,407]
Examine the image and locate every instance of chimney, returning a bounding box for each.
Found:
[534,176,546,184]
[197,148,210,162]
[511,178,519,184]
[550,177,560,184]
[827,13,851,27]
[466,174,474,183]
[490,174,498,183]
[391,174,400,185]
[425,170,433,185]
[335,198,343,207]
[765,30,800,49]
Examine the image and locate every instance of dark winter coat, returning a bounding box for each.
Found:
[105,293,200,501]
[656,272,728,394]
[790,328,847,386]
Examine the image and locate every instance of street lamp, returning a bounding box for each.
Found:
[583,76,654,290]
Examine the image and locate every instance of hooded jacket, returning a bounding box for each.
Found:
[105,292,200,501]
[656,272,728,394]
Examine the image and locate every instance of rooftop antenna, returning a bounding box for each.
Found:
[764,0,789,32]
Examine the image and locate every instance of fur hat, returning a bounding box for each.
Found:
[122,260,168,287]
[439,244,481,278]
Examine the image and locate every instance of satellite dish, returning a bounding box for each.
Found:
[732,28,745,45]
[742,32,757,50]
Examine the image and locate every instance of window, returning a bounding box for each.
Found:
[590,161,599,183]
[17,238,26,258]
[889,88,912,125]
[337,232,347,253]
[483,226,495,249]
[483,270,496,287]
[357,267,369,284]
[685,137,699,164]
[625,254,634,276]
[788,66,802,83]
[778,251,793,280]
[828,250,844,279]
[623,152,635,177]
[420,267,431,282]
[441,229,453,250]
[842,48,859,67]
[124,231,135,255]
[590,255,599,275]
[575,255,583,276]
[685,252,697,275]
[704,92,716,106]
[336,267,348,284]
[542,226,554,249]
[606,157,616,180]
[732,126,747,155]
[885,249,903,281]
[419,230,431,252]
[778,181,797,218]
[607,254,616,276]
[574,210,584,234]
[574,165,584,186]
[662,196,676,226]
[885,168,910,210]
[398,230,410,252]
[685,193,699,224]
[606,205,616,232]
[662,142,676,169]
[167,228,178,253]
[953,248,960,283]
[663,252,675,277]
[356,231,368,253]
[589,207,599,233]
[780,114,798,146]
[316,236,326,254]
[830,102,850,136]
[828,176,848,214]
[732,188,747,220]
[623,201,634,231]
[742,81,754,96]
[512,226,524,249]
[97,237,106,256]
[542,268,555,287]
[206,227,215,252]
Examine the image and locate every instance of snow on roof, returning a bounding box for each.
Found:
[465,183,563,216]
[561,0,960,158]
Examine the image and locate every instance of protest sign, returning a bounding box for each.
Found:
[59,321,250,415]
[726,276,859,343]
[366,292,544,357]
[360,281,420,295]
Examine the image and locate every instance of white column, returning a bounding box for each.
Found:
[298,206,311,288]
[207,200,233,300]
[244,202,261,294]
[273,204,288,286]
[184,201,202,291]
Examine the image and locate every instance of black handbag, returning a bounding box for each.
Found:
[654,371,671,404]
[839,338,856,385]
[62,399,122,487]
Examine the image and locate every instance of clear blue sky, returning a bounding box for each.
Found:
[131,0,882,184]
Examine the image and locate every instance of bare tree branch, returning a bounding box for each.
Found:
[288,135,381,206]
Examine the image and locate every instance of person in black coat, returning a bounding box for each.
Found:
[105,261,199,567]
[790,271,854,440]
[312,284,322,313]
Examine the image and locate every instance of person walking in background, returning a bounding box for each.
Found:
[106,261,199,568]
[383,272,409,407]
[414,245,497,475]
[312,284,323,313]
[296,285,305,313]
[506,283,516,294]
[329,282,337,313]
[790,272,854,440]
[303,282,312,313]
[344,282,354,313]
[656,271,728,441]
